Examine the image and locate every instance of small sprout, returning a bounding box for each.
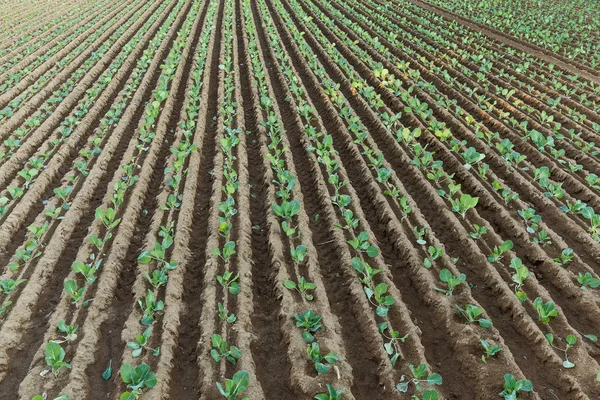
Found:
[347,231,379,258]
[498,373,532,399]
[457,304,492,328]
[284,276,316,301]
[45,342,71,377]
[533,297,558,323]
[315,384,344,400]
[365,282,395,317]
[554,248,574,266]
[509,258,529,302]
[435,269,466,296]
[546,333,577,368]
[396,364,442,394]
[218,302,237,324]
[450,193,478,218]
[210,334,242,365]
[294,310,323,343]
[577,272,600,290]
[56,320,78,343]
[127,327,159,358]
[480,339,502,363]
[102,360,112,381]
[488,240,513,263]
[216,370,250,400]
[470,224,488,240]
[120,363,157,399]
[307,342,339,374]
[216,270,241,295]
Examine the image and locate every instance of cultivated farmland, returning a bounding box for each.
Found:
[0,0,600,399]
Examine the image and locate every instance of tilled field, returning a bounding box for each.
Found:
[1,0,600,399]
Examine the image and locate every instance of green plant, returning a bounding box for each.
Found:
[348,231,379,258]
[290,244,307,264]
[577,272,600,290]
[64,279,85,306]
[210,334,242,365]
[284,276,316,301]
[216,270,241,295]
[120,363,157,399]
[554,248,574,266]
[470,224,488,240]
[307,342,339,374]
[498,373,532,399]
[396,364,442,395]
[0,279,25,294]
[457,304,493,328]
[295,310,323,342]
[216,370,250,400]
[450,193,478,218]
[509,258,529,302]
[45,342,71,377]
[272,199,300,220]
[212,241,236,263]
[56,320,78,343]
[435,269,466,296]
[102,360,112,380]
[546,333,576,368]
[487,240,513,263]
[315,384,344,400]
[365,282,395,317]
[218,302,237,324]
[533,297,558,323]
[127,327,159,358]
[480,339,502,363]
[414,226,428,245]
[138,290,164,325]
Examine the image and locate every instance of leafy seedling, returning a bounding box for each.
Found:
[216,370,250,400]
[457,304,493,328]
[546,333,577,368]
[509,258,529,302]
[315,384,344,400]
[378,322,408,366]
[272,199,300,220]
[480,339,502,363]
[0,278,25,294]
[577,272,600,290]
[435,269,466,296]
[348,231,379,258]
[216,270,241,295]
[396,364,442,395]
[284,276,316,301]
[45,342,71,377]
[211,334,242,365]
[138,290,164,325]
[120,363,157,400]
[290,244,307,265]
[498,373,532,399]
[533,297,558,323]
[102,360,112,380]
[212,241,236,263]
[127,327,159,358]
[365,282,395,317]
[554,248,574,266]
[470,224,488,240]
[488,240,513,263]
[307,342,339,374]
[295,310,323,342]
[56,320,78,343]
[218,302,237,324]
[450,193,478,218]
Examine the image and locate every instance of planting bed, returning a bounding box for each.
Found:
[0,0,599,399]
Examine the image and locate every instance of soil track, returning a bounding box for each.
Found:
[1,0,600,399]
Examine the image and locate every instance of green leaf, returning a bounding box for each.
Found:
[427,373,443,385]
[102,360,112,380]
[366,245,379,258]
[584,334,598,342]
[479,318,493,328]
[283,280,296,290]
[563,360,575,369]
[138,251,152,264]
[423,390,439,400]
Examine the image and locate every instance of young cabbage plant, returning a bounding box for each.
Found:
[498,373,532,400]
[450,193,478,218]
[307,342,339,374]
[396,364,442,395]
[45,342,71,377]
[577,272,600,290]
[365,283,395,317]
[120,363,157,400]
[210,334,242,365]
[284,276,316,301]
[532,297,558,323]
[509,258,529,302]
[546,333,577,368]
[314,384,344,400]
[553,248,574,266]
[469,224,488,240]
[347,231,379,258]
[216,270,241,295]
[218,302,237,324]
[138,290,164,325]
[127,327,159,358]
[480,339,502,363]
[55,320,78,343]
[294,310,323,343]
[488,240,513,263]
[378,321,408,366]
[435,269,466,296]
[212,241,236,263]
[216,370,250,400]
[0,278,25,294]
[457,304,493,328]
